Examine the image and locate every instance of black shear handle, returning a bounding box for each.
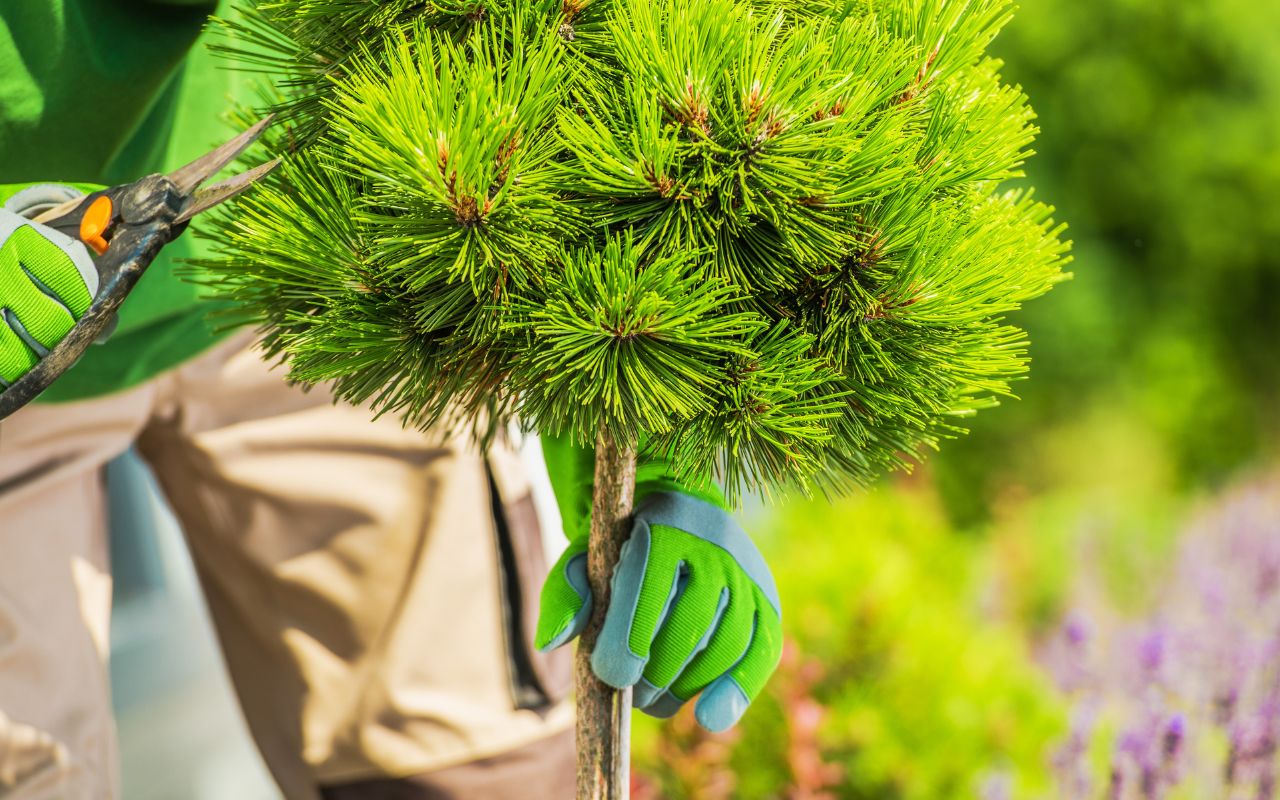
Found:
[0,175,186,421]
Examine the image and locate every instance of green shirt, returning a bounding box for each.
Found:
[0,0,244,402]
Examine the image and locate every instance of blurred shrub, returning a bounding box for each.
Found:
[935,0,1280,523]
[632,485,1066,799]
[980,422,1196,633]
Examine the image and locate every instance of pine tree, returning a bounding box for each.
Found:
[201,1,1069,795]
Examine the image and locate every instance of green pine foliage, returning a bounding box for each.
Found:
[202,0,1068,499]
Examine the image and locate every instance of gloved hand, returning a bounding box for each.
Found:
[0,184,99,389]
[537,489,783,733]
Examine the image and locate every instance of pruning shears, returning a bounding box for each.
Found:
[0,117,279,420]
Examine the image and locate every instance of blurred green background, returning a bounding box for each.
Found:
[632,0,1280,796]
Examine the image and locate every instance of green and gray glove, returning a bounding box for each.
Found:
[0,184,98,389]
[537,435,783,732]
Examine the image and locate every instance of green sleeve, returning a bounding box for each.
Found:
[540,431,727,543]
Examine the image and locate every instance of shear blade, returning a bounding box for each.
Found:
[166,115,275,196]
[174,157,281,224]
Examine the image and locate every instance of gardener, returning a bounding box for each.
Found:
[0,2,782,799]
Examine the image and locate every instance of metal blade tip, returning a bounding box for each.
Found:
[166,115,276,195]
[174,157,281,224]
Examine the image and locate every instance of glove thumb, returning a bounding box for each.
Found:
[535,542,593,651]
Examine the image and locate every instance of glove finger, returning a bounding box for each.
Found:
[592,519,684,687]
[664,596,754,703]
[535,549,592,652]
[10,225,94,316]
[637,596,752,721]
[0,230,79,352]
[0,319,38,385]
[637,598,753,721]
[1,295,74,354]
[641,581,730,693]
[694,607,784,733]
[635,687,687,719]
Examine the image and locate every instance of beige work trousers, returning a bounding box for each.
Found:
[0,332,573,799]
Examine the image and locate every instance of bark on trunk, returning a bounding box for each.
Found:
[575,427,637,800]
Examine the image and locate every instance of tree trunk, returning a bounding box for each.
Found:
[575,427,637,800]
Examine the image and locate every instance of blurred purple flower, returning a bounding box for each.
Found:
[1036,477,1280,799]
[979,770,1012,800]
[1107,766,1124,800]
[1137,629,1166,676]
[1064,611,1091,648]
[1043,609,1094,693]
[1162,713,1185,763]
[1051,702,1097,798]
